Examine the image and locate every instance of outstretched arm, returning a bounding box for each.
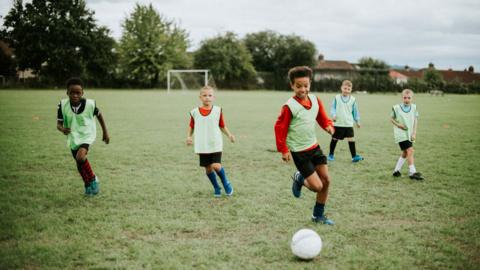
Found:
[57,120,70,135]
[221,127,235,143]
[411,117,418,141]
[390,117,407,130]
[275,105,292,162]
[330,98,337,121]
[353,101,361,128]
[316,97,334,135]
[186,127,194,145]
[97,113,110,144]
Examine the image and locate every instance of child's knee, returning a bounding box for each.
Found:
[309,179,324,192]
[212,163,222,171]
[407,147,414,155]
[75,154,86,163]
[205,165,214,173]
[321,176,331,189]
[313,183,323,192]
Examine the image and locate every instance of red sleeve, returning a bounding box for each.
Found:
[316,97,334,129]
[274,105,292,154]
[219,112,225,128]
[189,116,194,128]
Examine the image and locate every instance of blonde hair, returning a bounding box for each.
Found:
[402,89,414,96]
[200,85,214,93]
[342,80,352,87]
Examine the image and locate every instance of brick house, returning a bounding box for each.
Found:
[313,54,358,81]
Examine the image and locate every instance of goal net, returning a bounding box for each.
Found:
[167,69,216,92]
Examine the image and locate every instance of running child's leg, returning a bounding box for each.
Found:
[406,147,423,180]
[329,138,338,157]
[302,167,334,225]
[71,146,97,195]
[205,164,221,197]
[213,163,233,196]
[347,137,363,162]
[393,150,407,177]
[313,164,334,224]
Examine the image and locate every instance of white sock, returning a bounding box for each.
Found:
[394,157,406,172]
[409,165,416,175]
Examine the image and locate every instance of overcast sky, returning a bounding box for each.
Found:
[1,0,480,70]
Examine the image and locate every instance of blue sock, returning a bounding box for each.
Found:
[313,202,325,218]
[216,167,230,186]
[206,172,220,190]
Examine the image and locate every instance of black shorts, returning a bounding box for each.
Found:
[332,126,354,140]
[71,144,90,158]
[398,140,413,151]
[291,146,327,178]
[199,152,222,167]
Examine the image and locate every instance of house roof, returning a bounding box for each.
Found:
[389,70,408,79]
[393,69,480,84]
[438,70,480,84]
[315,60,354,70]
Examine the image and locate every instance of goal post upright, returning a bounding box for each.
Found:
[167,69,210,93]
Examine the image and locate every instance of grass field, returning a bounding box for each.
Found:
[1,90,479,269]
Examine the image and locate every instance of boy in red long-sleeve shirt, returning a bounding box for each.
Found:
[274,66,335,225]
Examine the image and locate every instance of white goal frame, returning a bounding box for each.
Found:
[167,69,210,93]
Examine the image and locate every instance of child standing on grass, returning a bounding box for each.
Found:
[186,86,235,197]
[390,89,424,180]
[57,78,110,195]
[274,66,336,225]
[328,80,364,162]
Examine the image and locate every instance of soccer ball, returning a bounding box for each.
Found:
[290,228,322,260]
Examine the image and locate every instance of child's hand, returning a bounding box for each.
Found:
[229,134,236,143]
[325,126,335,135]
[411,133,416,142]
[186,136,193,145]
[332,116,336,121]
[282,152,291,162]
[61,127,71,135]
[356,123,361,128]
[103,133,110,144]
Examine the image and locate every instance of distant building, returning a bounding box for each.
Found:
[389,70,409,84]
[391,64,480,84]
[313,54,358,81]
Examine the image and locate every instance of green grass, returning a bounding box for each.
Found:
[1,90,479,269]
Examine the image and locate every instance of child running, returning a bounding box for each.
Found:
[328,80,364,162]
[390,89,424,180]
[186,86,236,197]
[57,77,110,195]
[274,66,336,225]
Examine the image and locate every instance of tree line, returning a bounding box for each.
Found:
[0,1,315,89]
[1,1,478,93]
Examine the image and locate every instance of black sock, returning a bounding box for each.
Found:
[329,139,338,156]
[313,202,325,218]
[348,141,357,157]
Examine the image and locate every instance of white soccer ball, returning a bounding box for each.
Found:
[291,228,322,260]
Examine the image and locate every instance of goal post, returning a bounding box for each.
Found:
[167,69,210,93]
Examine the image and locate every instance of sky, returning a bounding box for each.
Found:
[1,0,480,71]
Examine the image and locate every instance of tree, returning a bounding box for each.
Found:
[273,34,317,72]
[244,31,316,89]
[194,32,256,89]
[357,57,389,70]
[117,4,190,87]
[423,67,445,90]
[244,31,280,72]
[1,0,116,85]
